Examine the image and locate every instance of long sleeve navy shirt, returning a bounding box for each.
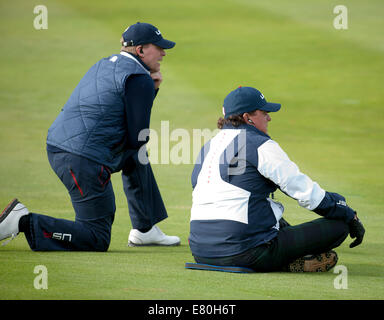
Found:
[123,62,157,150]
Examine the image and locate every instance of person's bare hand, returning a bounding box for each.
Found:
[151,71,163,89]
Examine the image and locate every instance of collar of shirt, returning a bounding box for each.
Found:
[119,51,151,73]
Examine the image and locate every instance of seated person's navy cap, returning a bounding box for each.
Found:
[122,22,176,49]
[223,86,281,119]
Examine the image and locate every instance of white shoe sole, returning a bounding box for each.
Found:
[127,240,181,247]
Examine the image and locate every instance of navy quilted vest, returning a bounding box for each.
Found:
[47,53,150,172]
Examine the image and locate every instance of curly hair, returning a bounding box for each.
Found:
[217,114,246,129]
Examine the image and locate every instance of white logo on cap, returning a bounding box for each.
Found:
[260,93,265,99]
[155,29,161,35]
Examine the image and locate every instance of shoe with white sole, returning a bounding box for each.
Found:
[0,198,29,245]
[128,225,180,247]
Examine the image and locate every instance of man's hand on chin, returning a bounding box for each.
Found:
[150,71,163,90]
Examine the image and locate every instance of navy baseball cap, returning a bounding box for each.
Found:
[122,22,175,49]
[223,86,281,119]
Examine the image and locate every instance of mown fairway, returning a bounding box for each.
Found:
[0,0,383,300]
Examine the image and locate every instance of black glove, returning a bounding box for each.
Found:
[349,216,365,248]
[314,192,356,222]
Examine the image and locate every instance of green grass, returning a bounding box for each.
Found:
[0,0,383,300]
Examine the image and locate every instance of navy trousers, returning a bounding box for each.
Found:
[194,218,350,272]
[24,150,167,251]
